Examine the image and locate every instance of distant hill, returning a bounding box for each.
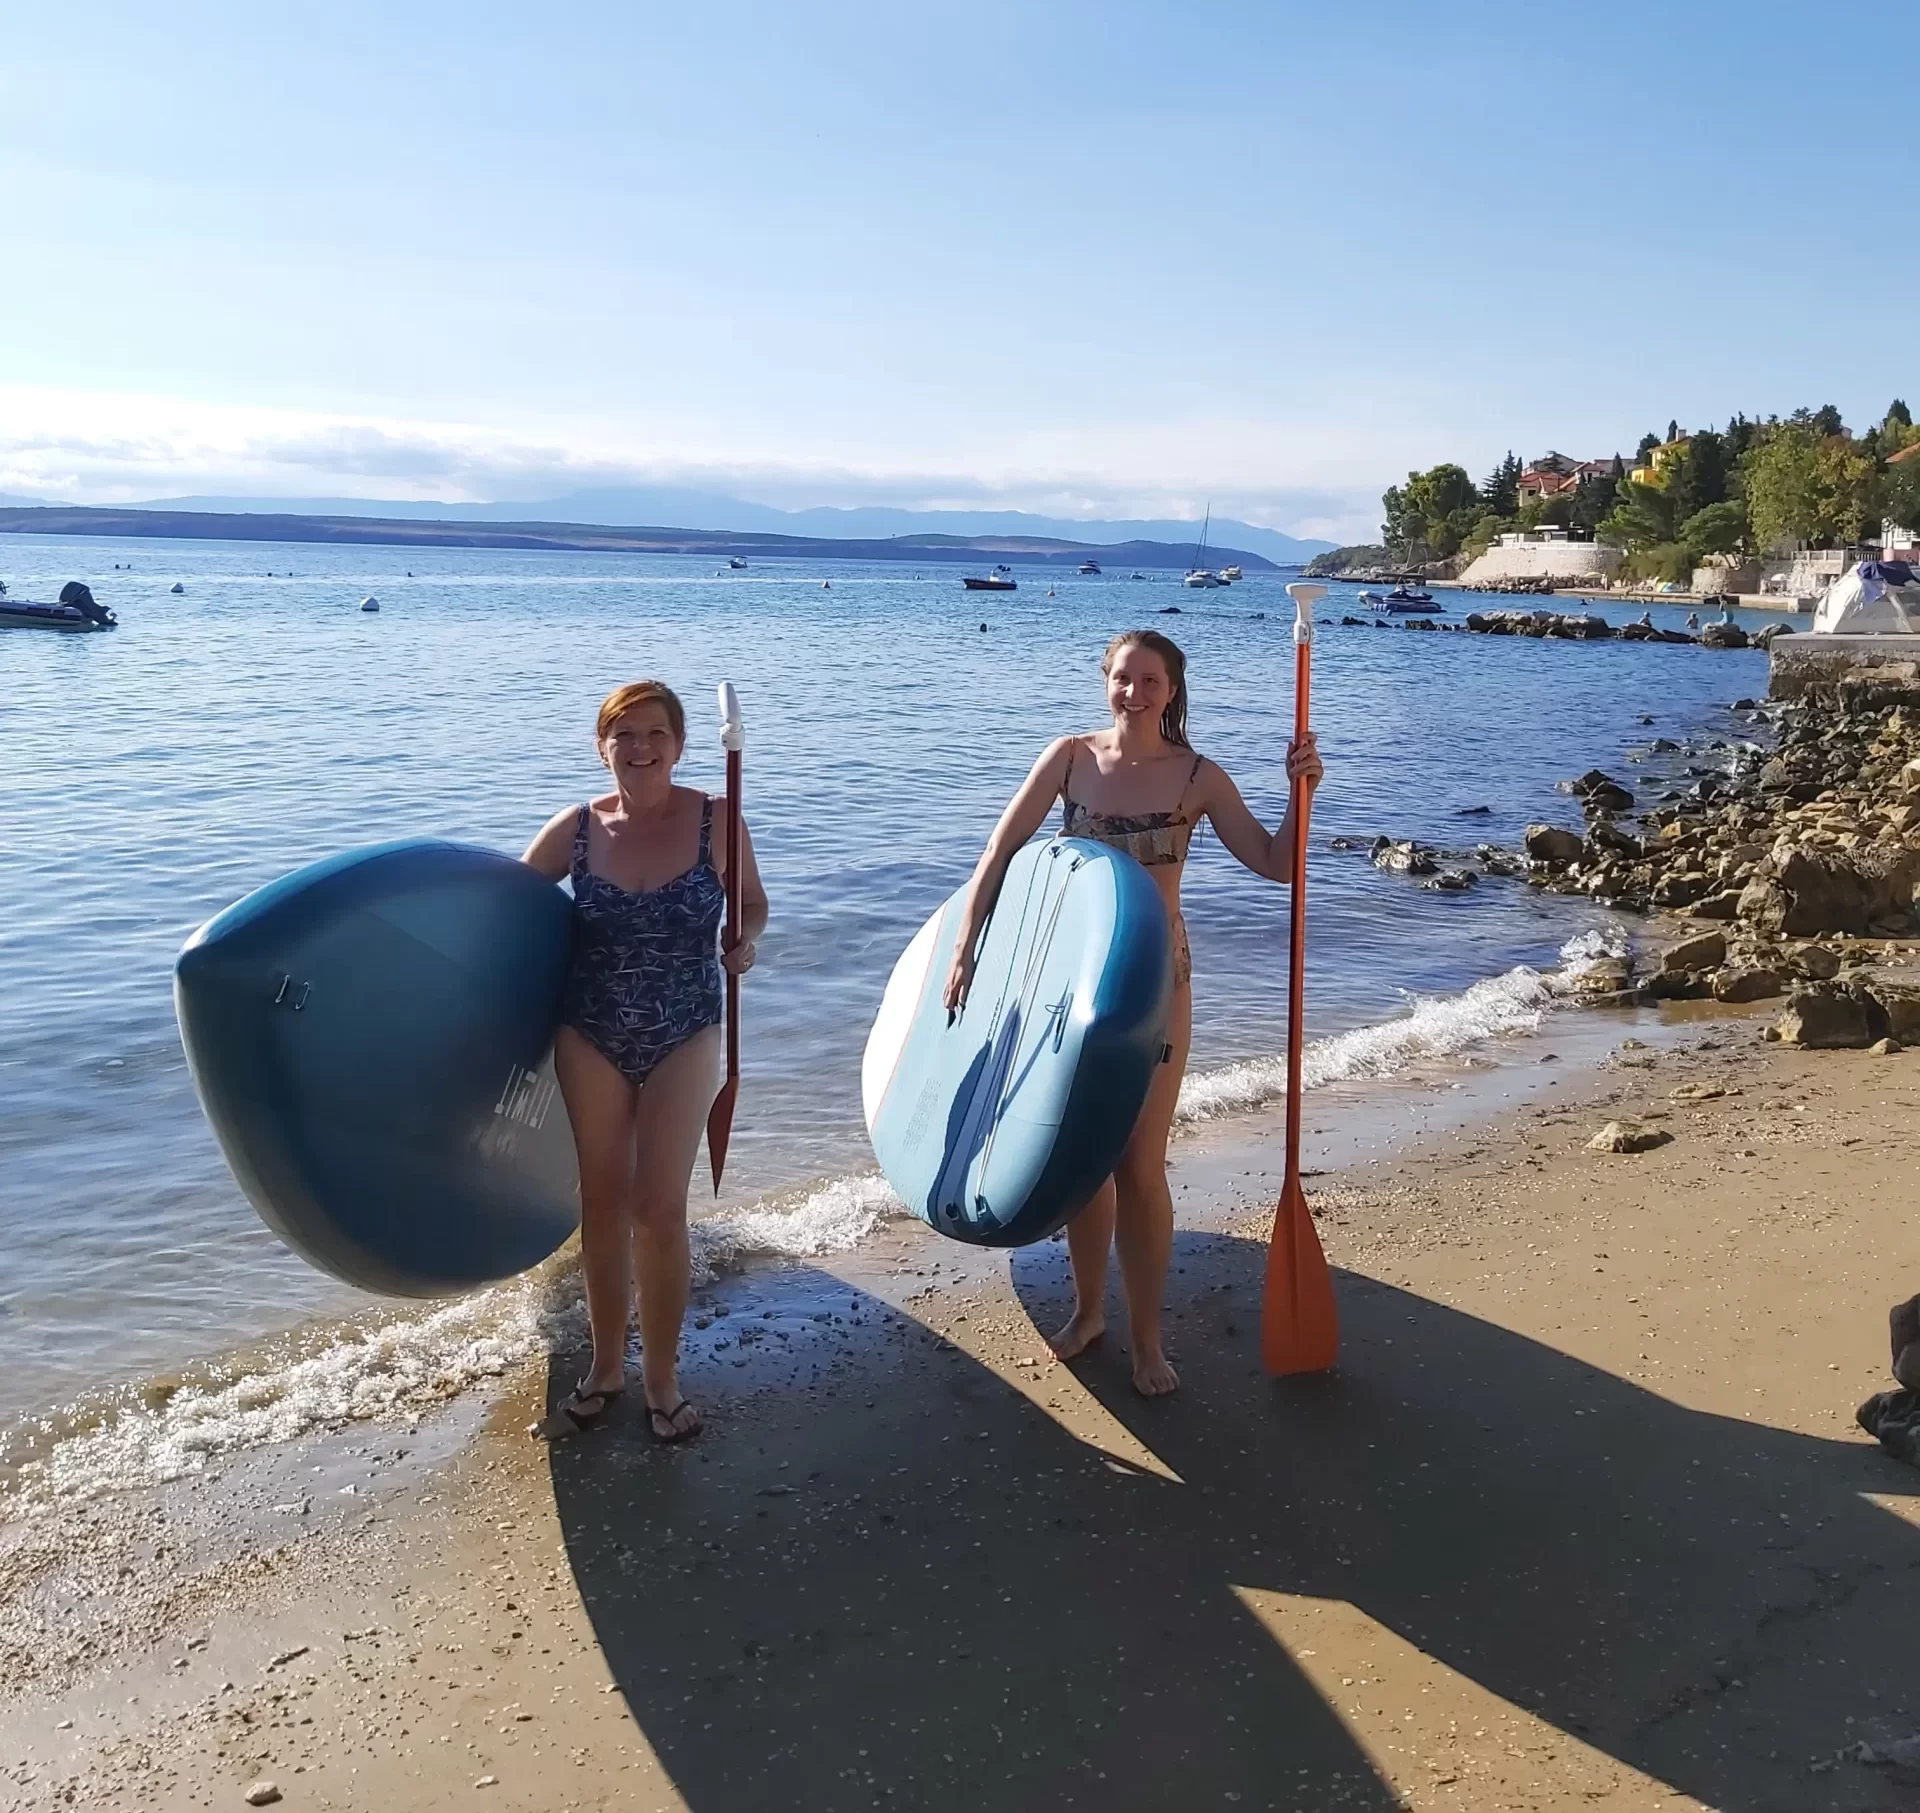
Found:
[0,503,1279,571]
[127,489,1332,563]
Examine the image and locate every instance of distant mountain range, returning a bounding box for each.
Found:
[28,488,1333,562]
[0,503,1284,571]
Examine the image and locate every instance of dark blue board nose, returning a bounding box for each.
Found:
[175,841,580,1296]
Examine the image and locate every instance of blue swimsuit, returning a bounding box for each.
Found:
[562,799,726,1084]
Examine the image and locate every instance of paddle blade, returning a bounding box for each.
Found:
[705,1077,739,1195]
[1261,1173,1338,1375]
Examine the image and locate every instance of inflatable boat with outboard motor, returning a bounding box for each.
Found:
[0,580,118,632]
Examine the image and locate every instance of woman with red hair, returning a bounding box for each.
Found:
[524,680,767,1443]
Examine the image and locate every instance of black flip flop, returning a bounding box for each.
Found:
[646,1399,702,1445]
[554,1382,623,1434]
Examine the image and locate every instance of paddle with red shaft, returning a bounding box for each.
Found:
[705,681,745,1194]
[1262,582,1339,1375]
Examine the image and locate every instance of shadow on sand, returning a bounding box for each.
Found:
[545,1230,1919,1812]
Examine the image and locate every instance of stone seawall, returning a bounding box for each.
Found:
[1458,542,1622,586]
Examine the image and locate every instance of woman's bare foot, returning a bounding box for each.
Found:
[1047,1308,1105,1361]
[1130,1347,1179,1397]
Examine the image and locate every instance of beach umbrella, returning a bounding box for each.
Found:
[706,681,745,1192]
[1262,583,1339,1375]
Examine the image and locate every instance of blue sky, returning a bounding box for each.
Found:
[2,0,1914,540]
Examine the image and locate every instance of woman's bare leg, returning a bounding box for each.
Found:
[1047,1178,1115,1359]
[553,1027,640,1401]
[629,1025,721,1437]
[1112,982,1192,1396]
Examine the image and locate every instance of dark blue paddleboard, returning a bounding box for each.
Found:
[174,841,580,1296]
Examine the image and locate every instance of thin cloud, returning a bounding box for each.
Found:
[0,387,1385,542]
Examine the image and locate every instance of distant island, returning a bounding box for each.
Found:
[0,504,1284,571]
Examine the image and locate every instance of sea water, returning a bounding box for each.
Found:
[0,534,1773,1470]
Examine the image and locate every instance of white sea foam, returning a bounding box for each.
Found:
[689,1173,905,1283]
[11,1280,559,1509]
[1176,923,1630,1124]
[5,930,1625,1510]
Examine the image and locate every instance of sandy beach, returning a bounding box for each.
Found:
[5,1002,1918,1813]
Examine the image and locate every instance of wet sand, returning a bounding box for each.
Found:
[5,1013,1920,1812]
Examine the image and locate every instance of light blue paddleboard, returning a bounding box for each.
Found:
[862,837,1172,1247]
[174,841,580,1296]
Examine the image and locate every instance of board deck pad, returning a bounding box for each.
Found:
[174,841,580,1296]
[863,837,1172,1246]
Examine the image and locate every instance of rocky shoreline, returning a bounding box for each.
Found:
[1344,688,1920,1047]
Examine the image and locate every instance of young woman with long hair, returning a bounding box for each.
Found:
[944,630,1321,1396]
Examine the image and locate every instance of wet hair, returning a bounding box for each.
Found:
[1101,629,1190,747]
[595,679,687,748]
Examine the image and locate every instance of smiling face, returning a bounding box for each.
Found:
[1105,643,1173,730]
[599,701,683,791]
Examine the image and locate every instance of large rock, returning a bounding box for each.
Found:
[1773,984,1880,1049]
[1699,621,1750,650]
[1659,929,1727,973]
[1524,824,1584,866]
[1568,769,1635,813]
[1588,1119,1673,1153]
[1370,838,1439,876]
[1863,981,1920,1042]
[1652,870,1713,907]
[1737,841,1920,936]
[1710,963,1785,1003]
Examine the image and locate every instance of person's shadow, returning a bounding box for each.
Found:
[545,1231,1920,1812]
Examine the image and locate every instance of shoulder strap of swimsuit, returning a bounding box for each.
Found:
[1188,751,1204,783]
[571,805,591,879]
[699,794,714,865]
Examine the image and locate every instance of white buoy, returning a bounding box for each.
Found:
[360,596,380,612]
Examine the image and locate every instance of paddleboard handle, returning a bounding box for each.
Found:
[1286,581,1325,648]
[718,681,744,752]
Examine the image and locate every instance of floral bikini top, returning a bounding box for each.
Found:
[1059,744,1205,868]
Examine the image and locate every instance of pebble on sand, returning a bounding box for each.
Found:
[243,1784,282,1808]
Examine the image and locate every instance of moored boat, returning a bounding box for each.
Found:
[1077,558,1101,574]
[1183,569,1222,588]
[727,556,748,569]
[1359,584,1442,614]
[1219,564,1243,582]
[963,564,1017,592]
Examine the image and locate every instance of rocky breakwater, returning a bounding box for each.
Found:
[1525,700,1920,1046]
[1459,607,1795,652]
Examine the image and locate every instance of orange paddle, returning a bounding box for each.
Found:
[1262,582,1339,1375]
[706,681,744,1193]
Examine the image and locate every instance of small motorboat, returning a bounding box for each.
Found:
[1077,558,1101,575]
[1,580,117,632]
[1183,568,1222,589]
[1360,584,1442,614]
[963,564,1018,592]
[727,556,748,570]
[1219,564,1243,582]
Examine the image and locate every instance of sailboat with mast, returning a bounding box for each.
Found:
[1183,505,1223,588]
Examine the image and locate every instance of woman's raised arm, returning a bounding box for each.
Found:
[942,737,1076,1010]
[1194,735,1323,884]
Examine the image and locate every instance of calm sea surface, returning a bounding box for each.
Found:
[0,534,1774,1427]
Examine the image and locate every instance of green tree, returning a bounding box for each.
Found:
[1666,418,1680,444]
[1885,460,1920,540]
[1743,422,1879,546]
[1569,470,1619,538]
[1888,399,1912,428]
[1810,403,1845,437]
[1381,463,1483,559]
[1479,451,1521,517]
[1678,501,1747,557]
